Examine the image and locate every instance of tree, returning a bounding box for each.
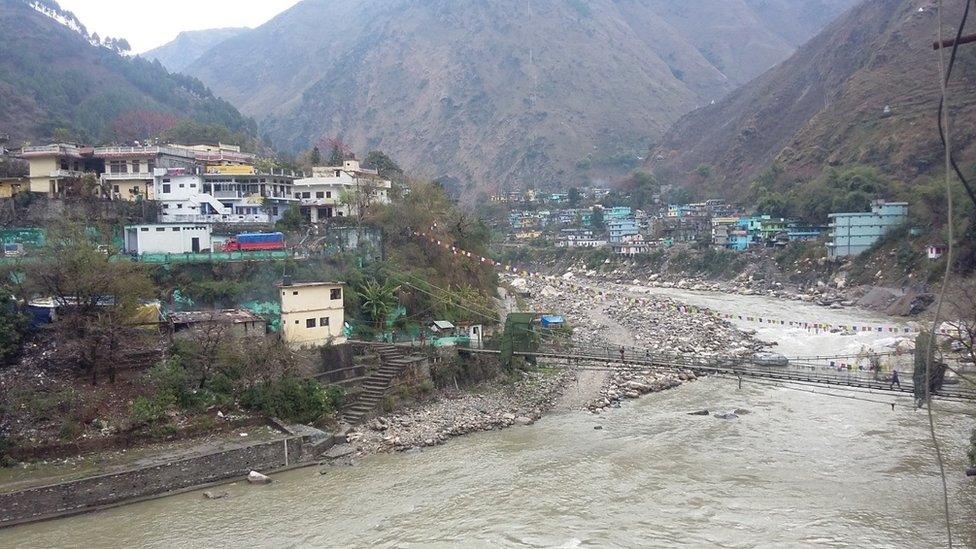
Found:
[309,146,322,166]
[591,207,605,231]
[358,278,399,333]
[0,289,27,367]
[568,187,581,206]
[29,222,155,385]
[363,150,405,184]
[111,110,180,143]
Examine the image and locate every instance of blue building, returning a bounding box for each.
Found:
[608,217,639,244]
[827,200,907,258]
[605,206,633,220]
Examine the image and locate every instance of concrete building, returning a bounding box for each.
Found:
[278,281,346,348]
[19,143,99,196]
[827,200,908,258]
[157,170,297,224]
[556,229,607,248]
[292,160,392,222]
[608,217,638,244]
[124,224,213,255]
[94,145,198,201]
[711,217,738,248]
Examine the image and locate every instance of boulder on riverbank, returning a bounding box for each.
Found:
[246,470,272,484]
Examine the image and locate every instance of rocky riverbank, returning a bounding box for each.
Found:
[344,368,571,455]
[530,258,933,316]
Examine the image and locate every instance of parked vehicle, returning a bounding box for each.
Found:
[221,232,285,252]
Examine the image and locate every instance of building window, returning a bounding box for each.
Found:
[179,183,185,188]
[113,185,119,193]
[306,318,316,328]
[330,288,341,300]
[172,227,180,231]
[132,161,141,173]
[320,317,329,326]
[156,227,165,232]
[295,320,299,325]
[177,204,183,209]
[326,191,332,198]
[316,191,324,198]
[140,227,149,232]
[292,291,299,295]
[162,184,171,193]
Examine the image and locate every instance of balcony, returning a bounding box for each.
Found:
[101,171,154,181]
[49,169,85,179]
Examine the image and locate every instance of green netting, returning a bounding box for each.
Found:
[241,300,281,332]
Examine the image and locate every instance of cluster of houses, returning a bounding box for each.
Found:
[490,186,610,205]
[513,195,914,260]
[3,142,392,226]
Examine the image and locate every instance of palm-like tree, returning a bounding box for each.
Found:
[358,279,400,332]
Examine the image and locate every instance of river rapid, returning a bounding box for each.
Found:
[3,289,974,548]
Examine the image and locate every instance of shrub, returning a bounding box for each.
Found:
[129,396,168,428]
[240,378,342,424]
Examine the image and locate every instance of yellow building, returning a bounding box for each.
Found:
[20,144,90,196]
[0,177,27,198]
[278,281,346,348]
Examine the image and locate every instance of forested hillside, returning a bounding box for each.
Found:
[0,0,255,145]
[182,0,856,194]
[648,0,976,200]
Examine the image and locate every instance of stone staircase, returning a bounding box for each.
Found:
[341,345,411,424]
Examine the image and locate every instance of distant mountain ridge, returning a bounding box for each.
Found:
[0,0,255,145]
[181,0,857,193]
[142,28,249,73]
[648,0,976,196]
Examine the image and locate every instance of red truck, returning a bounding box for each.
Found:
[221,232,286,252]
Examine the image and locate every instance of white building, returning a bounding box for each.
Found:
[292,160,392,222]
[94,145,199,201]
[157,169,298,224]
[124,224,213,255]
[556,229,607,248]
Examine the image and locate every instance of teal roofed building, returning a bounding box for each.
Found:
[827,200,907,258]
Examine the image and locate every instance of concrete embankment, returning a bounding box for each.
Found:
[0,432,329,528]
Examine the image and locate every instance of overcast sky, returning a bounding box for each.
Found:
[56,0,301,53]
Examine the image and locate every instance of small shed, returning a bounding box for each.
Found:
[927,245,947,260]
[540,315,565,328]
[170,309,266,339]
[124,224,213,255]
[429,320,456,334]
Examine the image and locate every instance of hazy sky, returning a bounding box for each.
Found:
[56,0,301,53]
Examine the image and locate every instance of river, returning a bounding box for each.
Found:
[3,289,974,548]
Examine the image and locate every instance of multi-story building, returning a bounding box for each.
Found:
[93,145,199,201]
[278,280,346,348]
[19,143,99,196]
[292,160,392,222]
[157,168,298,224]
[556,229,607,248]
[612,233,650,255]
[827,200,908,258]
[608,217,639,244]
[711,217,739,248]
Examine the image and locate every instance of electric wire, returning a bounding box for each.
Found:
[930,2,961,545]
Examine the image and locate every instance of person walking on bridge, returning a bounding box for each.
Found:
[619,347,625,364]
[889,368,901,390]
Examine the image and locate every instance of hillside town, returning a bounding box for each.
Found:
[0,0,974,546]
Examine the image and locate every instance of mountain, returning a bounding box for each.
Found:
[142,28,249,73]
[183,0,856,192]
[0,0,255,145]
[648,0,976,197]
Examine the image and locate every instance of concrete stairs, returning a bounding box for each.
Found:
[341,345,411,424]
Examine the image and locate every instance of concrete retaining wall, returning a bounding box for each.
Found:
[0,436,303,528]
